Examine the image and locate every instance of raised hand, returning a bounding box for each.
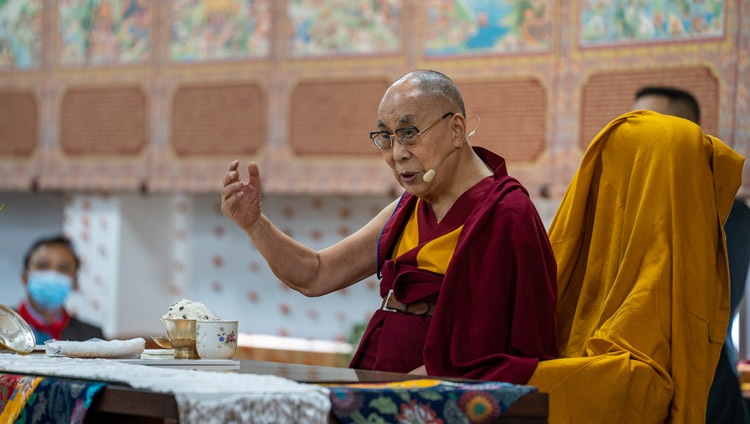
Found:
[221,160,263,233]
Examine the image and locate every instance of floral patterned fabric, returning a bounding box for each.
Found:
[328,379,536,424]
[0,372,105,424]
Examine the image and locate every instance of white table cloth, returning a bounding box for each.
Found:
[0,353,330,424]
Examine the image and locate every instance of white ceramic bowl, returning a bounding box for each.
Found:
[196,320,238,359]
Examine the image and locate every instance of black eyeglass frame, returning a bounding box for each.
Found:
[369,112,455,150]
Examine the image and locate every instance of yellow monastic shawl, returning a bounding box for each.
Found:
[528,111,744,423]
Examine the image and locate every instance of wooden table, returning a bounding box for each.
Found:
[84,359,548,423]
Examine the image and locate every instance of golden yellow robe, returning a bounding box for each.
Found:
[528,111,744,423]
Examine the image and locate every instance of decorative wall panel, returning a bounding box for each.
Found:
[170,82,267,156]
[0,0,42,70]
[579,0,725,47]
[170,0,271,62]
[58,0,153,66]
[460,78,547,163]
[0,89,37,156]
[287,0,401,56]
[289,78,388,156]
[425,0,552,55]
[60,86,147,155]
[0,0,747,196]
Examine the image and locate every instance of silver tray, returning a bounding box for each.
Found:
[0,304,36,354]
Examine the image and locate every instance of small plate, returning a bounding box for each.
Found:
[0,305,36,354]
[142,348,175,356]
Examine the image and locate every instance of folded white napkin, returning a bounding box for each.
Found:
[45,338,145,358]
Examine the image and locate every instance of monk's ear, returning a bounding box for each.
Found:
[451,114,466,147]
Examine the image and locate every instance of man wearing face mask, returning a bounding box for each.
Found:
[16,235,104,343]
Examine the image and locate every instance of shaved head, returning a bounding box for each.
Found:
[392,70,466,117]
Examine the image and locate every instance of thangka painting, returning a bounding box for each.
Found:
[170,0,271,62]
[579,0,725,46]
[58,0,152,66]
[424,0,551,56]
[0,0,42,69]
[288,0,401,56]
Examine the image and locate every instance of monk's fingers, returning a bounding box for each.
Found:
[221,181,261,210]
[242,162,262,200]
[220,190,248,221]
[222,160,241,185]
[221,181,246,202]
[245,162,259,188]
[222,170,240,187]
[246,162,259,177]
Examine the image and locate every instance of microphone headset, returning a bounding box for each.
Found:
[422,115,480,183]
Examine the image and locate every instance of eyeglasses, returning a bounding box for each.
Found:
[370,112,454,150]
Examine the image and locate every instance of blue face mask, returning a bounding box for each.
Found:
[27,270,73,311]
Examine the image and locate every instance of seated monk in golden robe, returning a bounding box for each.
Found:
[528,110,744,423]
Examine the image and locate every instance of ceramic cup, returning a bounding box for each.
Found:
[196,319,238,359]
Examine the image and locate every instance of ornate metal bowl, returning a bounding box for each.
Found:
[0,305,36,354]
[160,318,199,359]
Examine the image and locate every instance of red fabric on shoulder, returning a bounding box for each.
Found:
[17,302,70,341]
[423,168,558,383]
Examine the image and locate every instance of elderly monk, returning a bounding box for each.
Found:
[527,111,744,423]
[221,69,558,383]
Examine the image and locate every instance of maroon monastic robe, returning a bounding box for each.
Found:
[349,147,558,384]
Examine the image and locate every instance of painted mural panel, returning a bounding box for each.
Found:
[170,0,271,62]
[424,0,551,56]
[288,0,401,56]
[0,0,42,69]
[58,0,152,66]
[580,0,725,46]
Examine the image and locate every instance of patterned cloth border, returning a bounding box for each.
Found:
[0,372,105,424]
[326,378,536,424]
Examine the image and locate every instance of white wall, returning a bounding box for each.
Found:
[184,193,393,341]
[63,194,121,336]
[62,193,181,338]
[57,191,394,341]
[117,193,177,337]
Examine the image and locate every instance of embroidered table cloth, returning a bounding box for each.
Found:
[327,378,537,423]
